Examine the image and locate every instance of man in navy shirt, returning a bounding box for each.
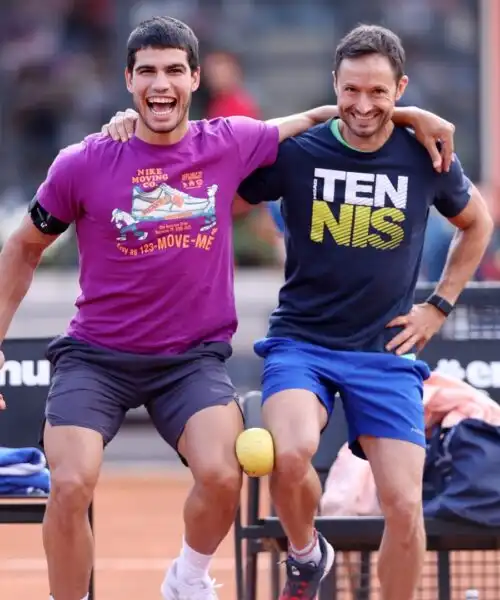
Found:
[238,24,493,600]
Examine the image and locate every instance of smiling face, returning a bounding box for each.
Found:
[125,47,200,144]
[334,53,408,144]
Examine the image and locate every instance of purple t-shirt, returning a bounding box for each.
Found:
[37,117,279,355]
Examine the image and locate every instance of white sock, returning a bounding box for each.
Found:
[49,594,89,600]
[175,537,213,582]
[290,530,322,565]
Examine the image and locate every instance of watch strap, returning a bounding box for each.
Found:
[426,294,454,317]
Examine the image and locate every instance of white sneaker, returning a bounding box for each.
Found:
[161,560,221,600]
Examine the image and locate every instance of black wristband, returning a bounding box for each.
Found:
[426,294,454,317]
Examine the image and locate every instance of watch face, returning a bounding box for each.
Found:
[438,298,451,314]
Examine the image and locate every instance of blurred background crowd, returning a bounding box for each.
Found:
[0,0,497,281]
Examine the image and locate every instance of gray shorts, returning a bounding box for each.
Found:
[43,336,238,459]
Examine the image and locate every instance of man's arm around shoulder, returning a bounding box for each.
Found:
[267,105,339,142]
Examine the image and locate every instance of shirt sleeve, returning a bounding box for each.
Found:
[433,154,472,218]
[237,144,287,205]
[227,116,280,180]
[35,141,87,224]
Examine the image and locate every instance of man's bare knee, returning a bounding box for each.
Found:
[181,403,244,502]
[379,487,423,541]
[50,468,96,515]
[264,390,325,485]
[274,438,317,484]
[361,438,425,539]
[194,460,242,500]
[44,425,103,519]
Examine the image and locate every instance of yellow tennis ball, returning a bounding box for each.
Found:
[235,428,275,478]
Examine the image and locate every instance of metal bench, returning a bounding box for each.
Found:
[0,338,94,599]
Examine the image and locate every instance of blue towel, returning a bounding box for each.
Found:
[0,447,46,469]
[0,468,50,495]
[0,447,50,495]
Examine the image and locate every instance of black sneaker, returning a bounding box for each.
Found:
[279,533,335,599]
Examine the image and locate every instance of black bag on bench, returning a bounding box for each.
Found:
[423,418,500,527]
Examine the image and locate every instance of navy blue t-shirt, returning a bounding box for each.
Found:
[238,120,472,353]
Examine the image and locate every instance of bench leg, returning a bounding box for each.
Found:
[234,507,245,600]
[355,551,371,600]
[270,549,281,599]
[245,541,259,600]
[88,502,95,600]
[319,558,336,600]
[437,551,451,600]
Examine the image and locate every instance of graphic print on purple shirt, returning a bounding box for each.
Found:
[36,117,279,355]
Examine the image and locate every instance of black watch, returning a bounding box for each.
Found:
[426,294,454,317]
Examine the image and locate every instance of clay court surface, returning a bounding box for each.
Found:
[1,470,273,599]
[3,470,500,600]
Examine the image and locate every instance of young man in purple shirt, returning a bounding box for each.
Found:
[0,15,458,600]
[0,16,339,600]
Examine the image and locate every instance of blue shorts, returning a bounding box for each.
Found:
[254,337,431,460]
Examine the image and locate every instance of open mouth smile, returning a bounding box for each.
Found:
[146,97,177,116]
